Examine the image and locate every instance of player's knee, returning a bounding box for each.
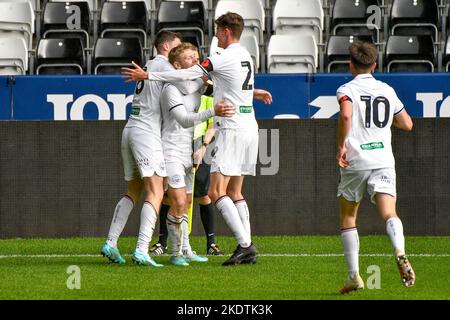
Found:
[196,195,211,205]
[208,189,219,202]
[226,190,243,202]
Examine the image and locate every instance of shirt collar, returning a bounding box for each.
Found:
[226,43,240,49]
[156,54,168,61]
[355,73,374,80]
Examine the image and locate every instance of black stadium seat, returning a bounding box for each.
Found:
[389,0,439,41]
[325,35,375,73]
[99,1,149,47]
[331,0,381,42]
[385,35,435,72]
[36,38,85,75]
[93,38,143,75]
[41,1,91,48]
[156,0,206,50]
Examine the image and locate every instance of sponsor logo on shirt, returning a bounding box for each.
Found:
[131,107,140,116]
[239,106,253,113]
[360,142,384,150]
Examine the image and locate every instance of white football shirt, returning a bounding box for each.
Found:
[160,83,201,165]
[336,74,405,170]
[146,43,257,130]
[126,55,204,135]
[126,55,173,136]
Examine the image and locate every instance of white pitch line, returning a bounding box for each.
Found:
[0,253,450,259]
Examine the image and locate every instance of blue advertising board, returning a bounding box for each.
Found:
[1,73,450,120]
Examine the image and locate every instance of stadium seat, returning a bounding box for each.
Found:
[389,0,439,41]
[41,1,91,48]
[165,0,209,10]
[267,34,318,73]
[93,37,143,74]
[36,38,85,74]
[100,1,149,48]
[272,0,324,45]
[51,0,96,13]
[156,0,206,51]
[0,36,28,75]
[331,0,381,43]
[0,1,34,49]
[0,0,37,12]
[106,0,153,14]
[385,35,435,72]
[325,35,375,73]
[215,0,265,44]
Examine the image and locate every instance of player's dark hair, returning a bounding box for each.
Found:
[168,42,198,65]
[154,30,182,52]
[349,41,377,70]
[215,12,244,39]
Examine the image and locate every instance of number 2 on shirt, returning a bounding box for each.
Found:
[241,61,253,91]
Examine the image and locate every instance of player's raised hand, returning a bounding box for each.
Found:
[253,89,273,104]
[214,101,236,117]
[336,146,349,168]
[121,61,148,83]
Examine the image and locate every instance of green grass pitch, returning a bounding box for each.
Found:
[0,236,449,300]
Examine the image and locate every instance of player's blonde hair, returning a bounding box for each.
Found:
[168,42,199,65]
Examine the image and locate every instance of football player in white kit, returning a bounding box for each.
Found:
[122,12,273,266]
[159,43,235,266]
[336,41,415,293]
[100,31,208,267]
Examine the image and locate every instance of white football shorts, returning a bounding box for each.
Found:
[210,128,258,176]
[121,127,167,181]
[337,168,397,204]
[164,162,194,194]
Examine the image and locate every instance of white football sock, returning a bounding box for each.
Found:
[181,213,192,255]
[386,217,405,256]
[135,202,158,254]
[341,227,359,278]
[234,199,251,239]
[167,213,183,257]
[215,196,251,247]
[106,196,134,248]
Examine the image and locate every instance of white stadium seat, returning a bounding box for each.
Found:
[273,0,324,44]
[0,1,34,49]
[0,36,28,75]
[0,0,37,12]
[215,0,265,43]
[267,34,318,73]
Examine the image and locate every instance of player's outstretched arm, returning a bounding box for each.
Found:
[253,89,273,104]
[393,109,413,131]
[122,61,205,83]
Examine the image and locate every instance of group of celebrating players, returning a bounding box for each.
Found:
[100,11,416,294]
